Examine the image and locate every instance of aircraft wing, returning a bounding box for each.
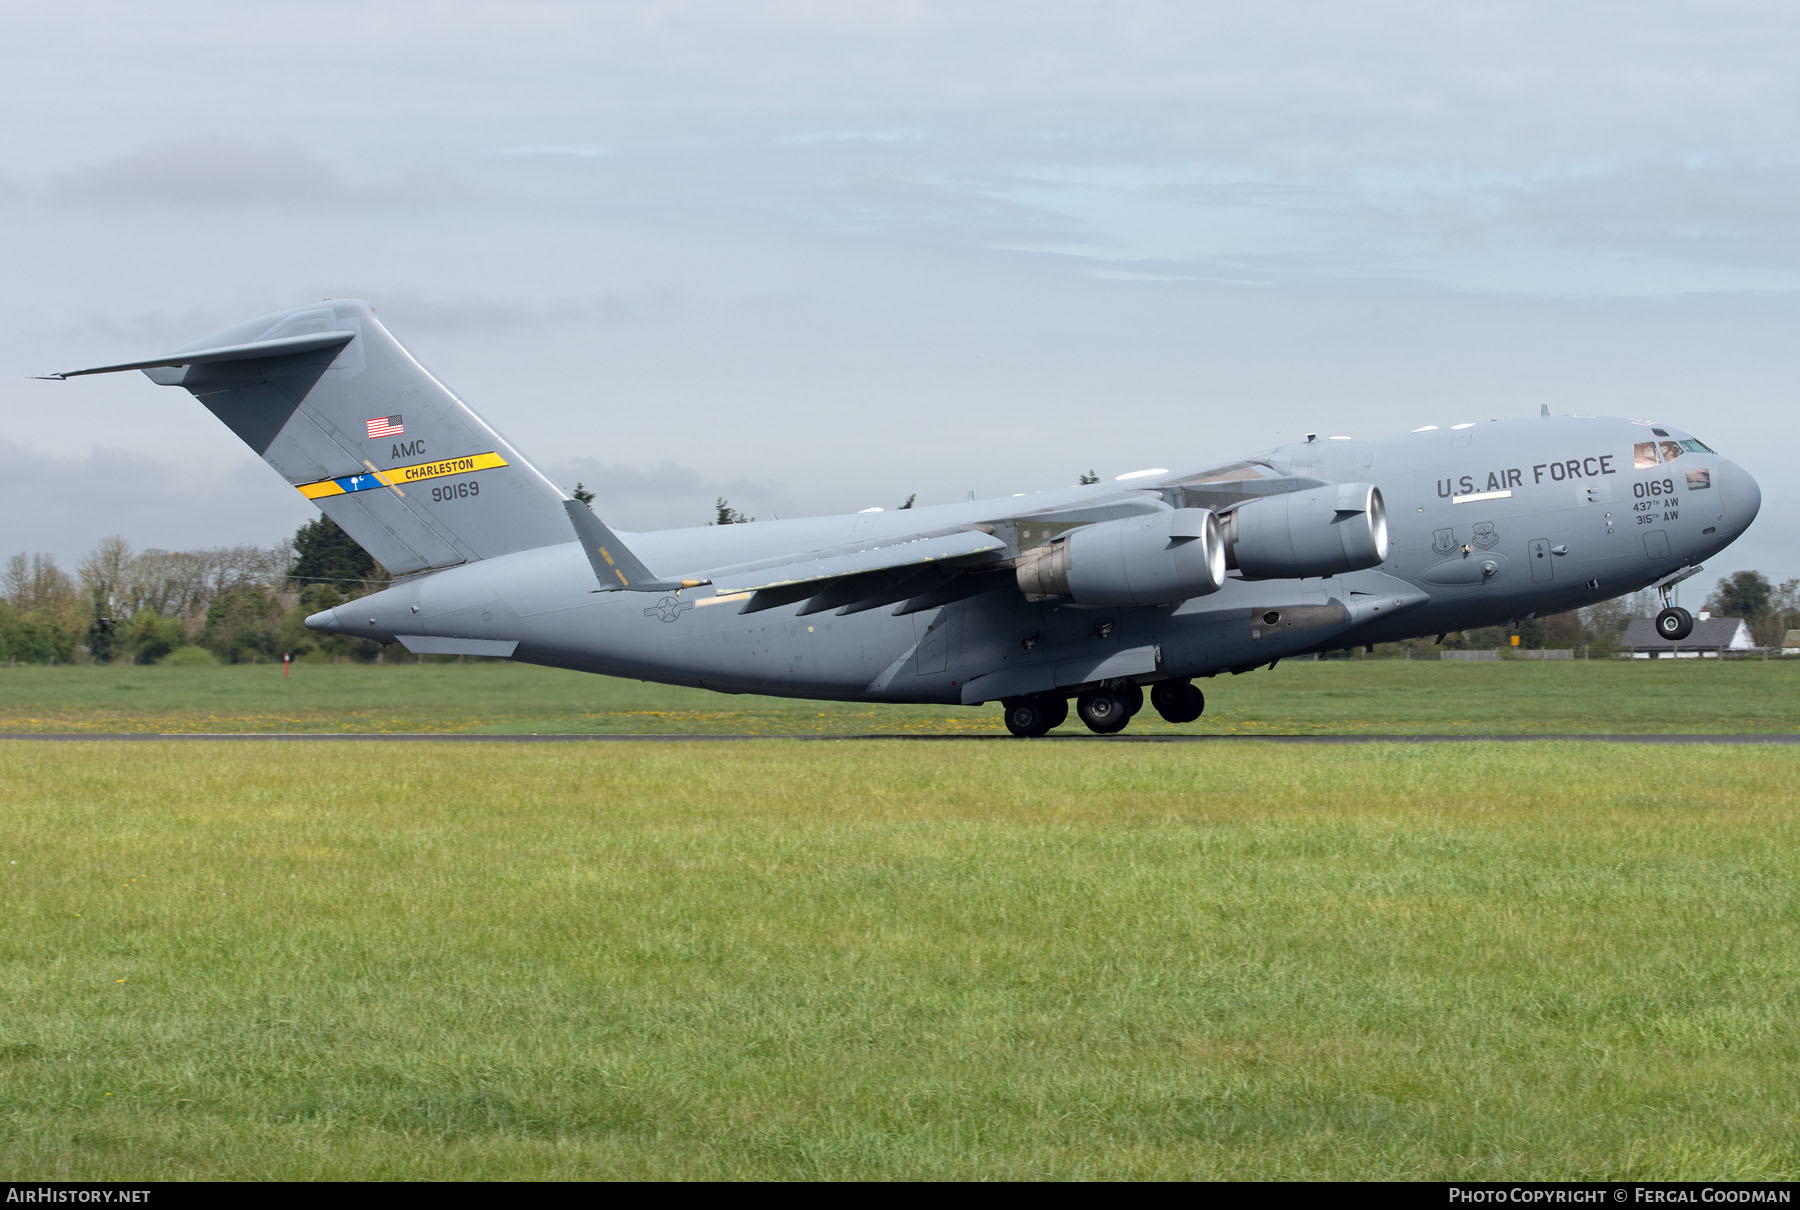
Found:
[681,463,1337,618]
[996,462,1332,529]
[706,529,1008,594]
[682,528,1007,616]
[968,462,1332,559]
[1150,461,1329,510]
[583,460,1347,619]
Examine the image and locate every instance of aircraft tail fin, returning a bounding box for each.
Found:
[46,300,574,576]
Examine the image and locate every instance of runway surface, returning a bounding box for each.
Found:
[4,732,1798,744]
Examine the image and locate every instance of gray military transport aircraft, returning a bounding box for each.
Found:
[45,300,1762,736]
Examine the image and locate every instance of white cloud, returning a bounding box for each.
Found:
[49,136,457,210]
[0,439,312,566]
[51,137,354,207]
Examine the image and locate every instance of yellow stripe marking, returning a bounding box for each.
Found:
[388,451,509,484]
[294,451,509,501]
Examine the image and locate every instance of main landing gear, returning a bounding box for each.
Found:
[999,679,1205,737]
[1150,680,1205,724]
[1002,694,1068,738]
[1075,686,1132,734]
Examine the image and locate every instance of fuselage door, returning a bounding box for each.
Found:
[913,611,950,674]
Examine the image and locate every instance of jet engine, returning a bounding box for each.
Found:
[1223,483,1388,579]
[1015,507,1226,606]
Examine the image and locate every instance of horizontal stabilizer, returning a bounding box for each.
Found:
[39,331,354,379]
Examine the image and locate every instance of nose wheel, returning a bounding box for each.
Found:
[1652,568,1702,642]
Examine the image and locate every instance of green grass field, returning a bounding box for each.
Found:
[4,739,1799,1180]
[2,663,1797,1178]
[1,655,1796,735]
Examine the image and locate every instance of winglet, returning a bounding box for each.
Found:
[563,499,702,593]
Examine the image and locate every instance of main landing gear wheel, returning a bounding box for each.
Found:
[1150,680,1205,725]
[1119,681,1144,717]
[1076,687,1132,735]
[1002,694,1067,738]
[1656,606,1695,641]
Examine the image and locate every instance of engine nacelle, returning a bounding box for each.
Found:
[1015,507,1226,606]
[1223,482,1388,579]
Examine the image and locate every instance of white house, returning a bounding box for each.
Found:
[1622,613,1758,659]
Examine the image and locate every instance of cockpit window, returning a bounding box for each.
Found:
[1637,437,1714,466]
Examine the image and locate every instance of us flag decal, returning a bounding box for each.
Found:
[366,415,404,439]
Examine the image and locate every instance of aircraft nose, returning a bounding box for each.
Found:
[1717,459,1761,537]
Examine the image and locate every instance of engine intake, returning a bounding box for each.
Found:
[1224,483,1388,579]
[1015,507,1225,606]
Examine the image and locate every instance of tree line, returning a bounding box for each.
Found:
[0,518,386,665]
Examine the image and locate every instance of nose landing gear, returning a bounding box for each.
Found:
[1655,606,1694,641]
[1654,579,1695,641]
[1651,567,1702,641]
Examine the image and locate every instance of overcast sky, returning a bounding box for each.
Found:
[4,1,1796,594]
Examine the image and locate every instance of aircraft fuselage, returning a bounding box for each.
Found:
[50,300,1758,735]
[317,414,1759,708]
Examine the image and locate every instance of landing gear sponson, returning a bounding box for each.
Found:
[1001,678,1205,737]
